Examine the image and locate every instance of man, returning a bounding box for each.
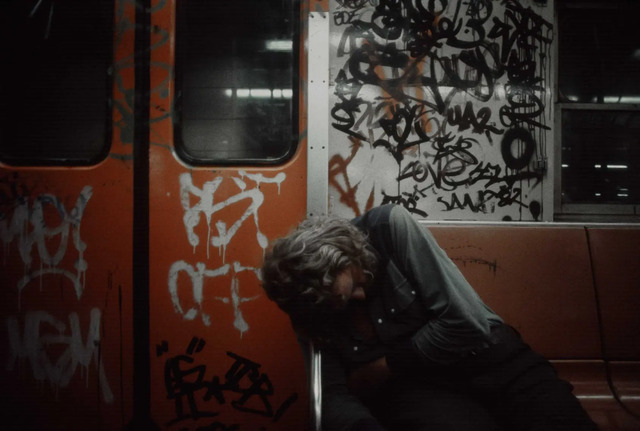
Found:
[261,204,597,431]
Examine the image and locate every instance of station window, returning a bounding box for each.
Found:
[556,0,640,221]
[0,0,113,166]
[174,0,298,165]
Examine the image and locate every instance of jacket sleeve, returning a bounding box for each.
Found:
[382,205,499,372]
[298,337,386,431]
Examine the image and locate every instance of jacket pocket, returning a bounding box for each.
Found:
[384,260,417,314]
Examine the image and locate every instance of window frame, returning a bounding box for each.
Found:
[172,0,300,167]
[0,0,113,167]
[553,0,640,222]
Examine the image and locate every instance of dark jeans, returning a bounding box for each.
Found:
[368,325,599,431]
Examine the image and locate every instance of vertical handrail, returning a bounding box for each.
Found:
[309,340,322,431]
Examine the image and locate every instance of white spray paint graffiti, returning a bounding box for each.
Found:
[179,171,286,262]
[6,308,114,403]
[0,186,93,305]
[169,261,231,325]
[173,171,287,335]
[2,185,113,403]
[218,262,262,335]
[168,260,261,336]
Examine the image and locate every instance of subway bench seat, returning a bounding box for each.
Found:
[431,225,640,431]
[307,225,640,430]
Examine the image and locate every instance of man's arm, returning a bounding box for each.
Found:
[382,206,501,372]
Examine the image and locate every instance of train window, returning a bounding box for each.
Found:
[558,2,640,104]
[557,0,640,220]
[174,0,298,165]
[561,110,640,204]
[0,0,113,166]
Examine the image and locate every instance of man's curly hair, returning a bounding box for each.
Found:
[261,215,378,340]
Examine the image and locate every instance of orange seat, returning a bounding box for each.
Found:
[430,225,640,430]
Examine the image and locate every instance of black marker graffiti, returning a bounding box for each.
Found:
[161,337,298,428]
[381,186,429,217]
[373,103,431,163]
[500,127,535,171]
[331,0,552,218]
[447,101,501,142]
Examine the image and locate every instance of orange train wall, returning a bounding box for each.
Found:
[0,1,136,429]
[0,0,311,429]
[147,1,309,430]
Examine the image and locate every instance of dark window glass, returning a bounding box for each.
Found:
[175,0,298,165]
[558,2,640,104]
[0,0,113,165]
[562,110,640,204]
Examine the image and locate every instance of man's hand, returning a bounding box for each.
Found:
[348,356,391,398]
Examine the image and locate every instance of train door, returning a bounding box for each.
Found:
[147,1,313,429]
[1,0,318,430]
[0,1,135,429]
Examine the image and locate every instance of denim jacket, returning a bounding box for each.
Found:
[314,205,503,431]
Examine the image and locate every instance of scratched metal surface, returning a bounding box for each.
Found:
[327,0,555,222]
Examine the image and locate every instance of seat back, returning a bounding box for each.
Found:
[430,225,601,359]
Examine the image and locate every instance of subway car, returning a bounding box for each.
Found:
[0,0,639,430]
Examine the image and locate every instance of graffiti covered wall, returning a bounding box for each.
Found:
[0,1,136,429]
[150,169,304,430]
[328,0,554,221]
[147,1,309,429]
